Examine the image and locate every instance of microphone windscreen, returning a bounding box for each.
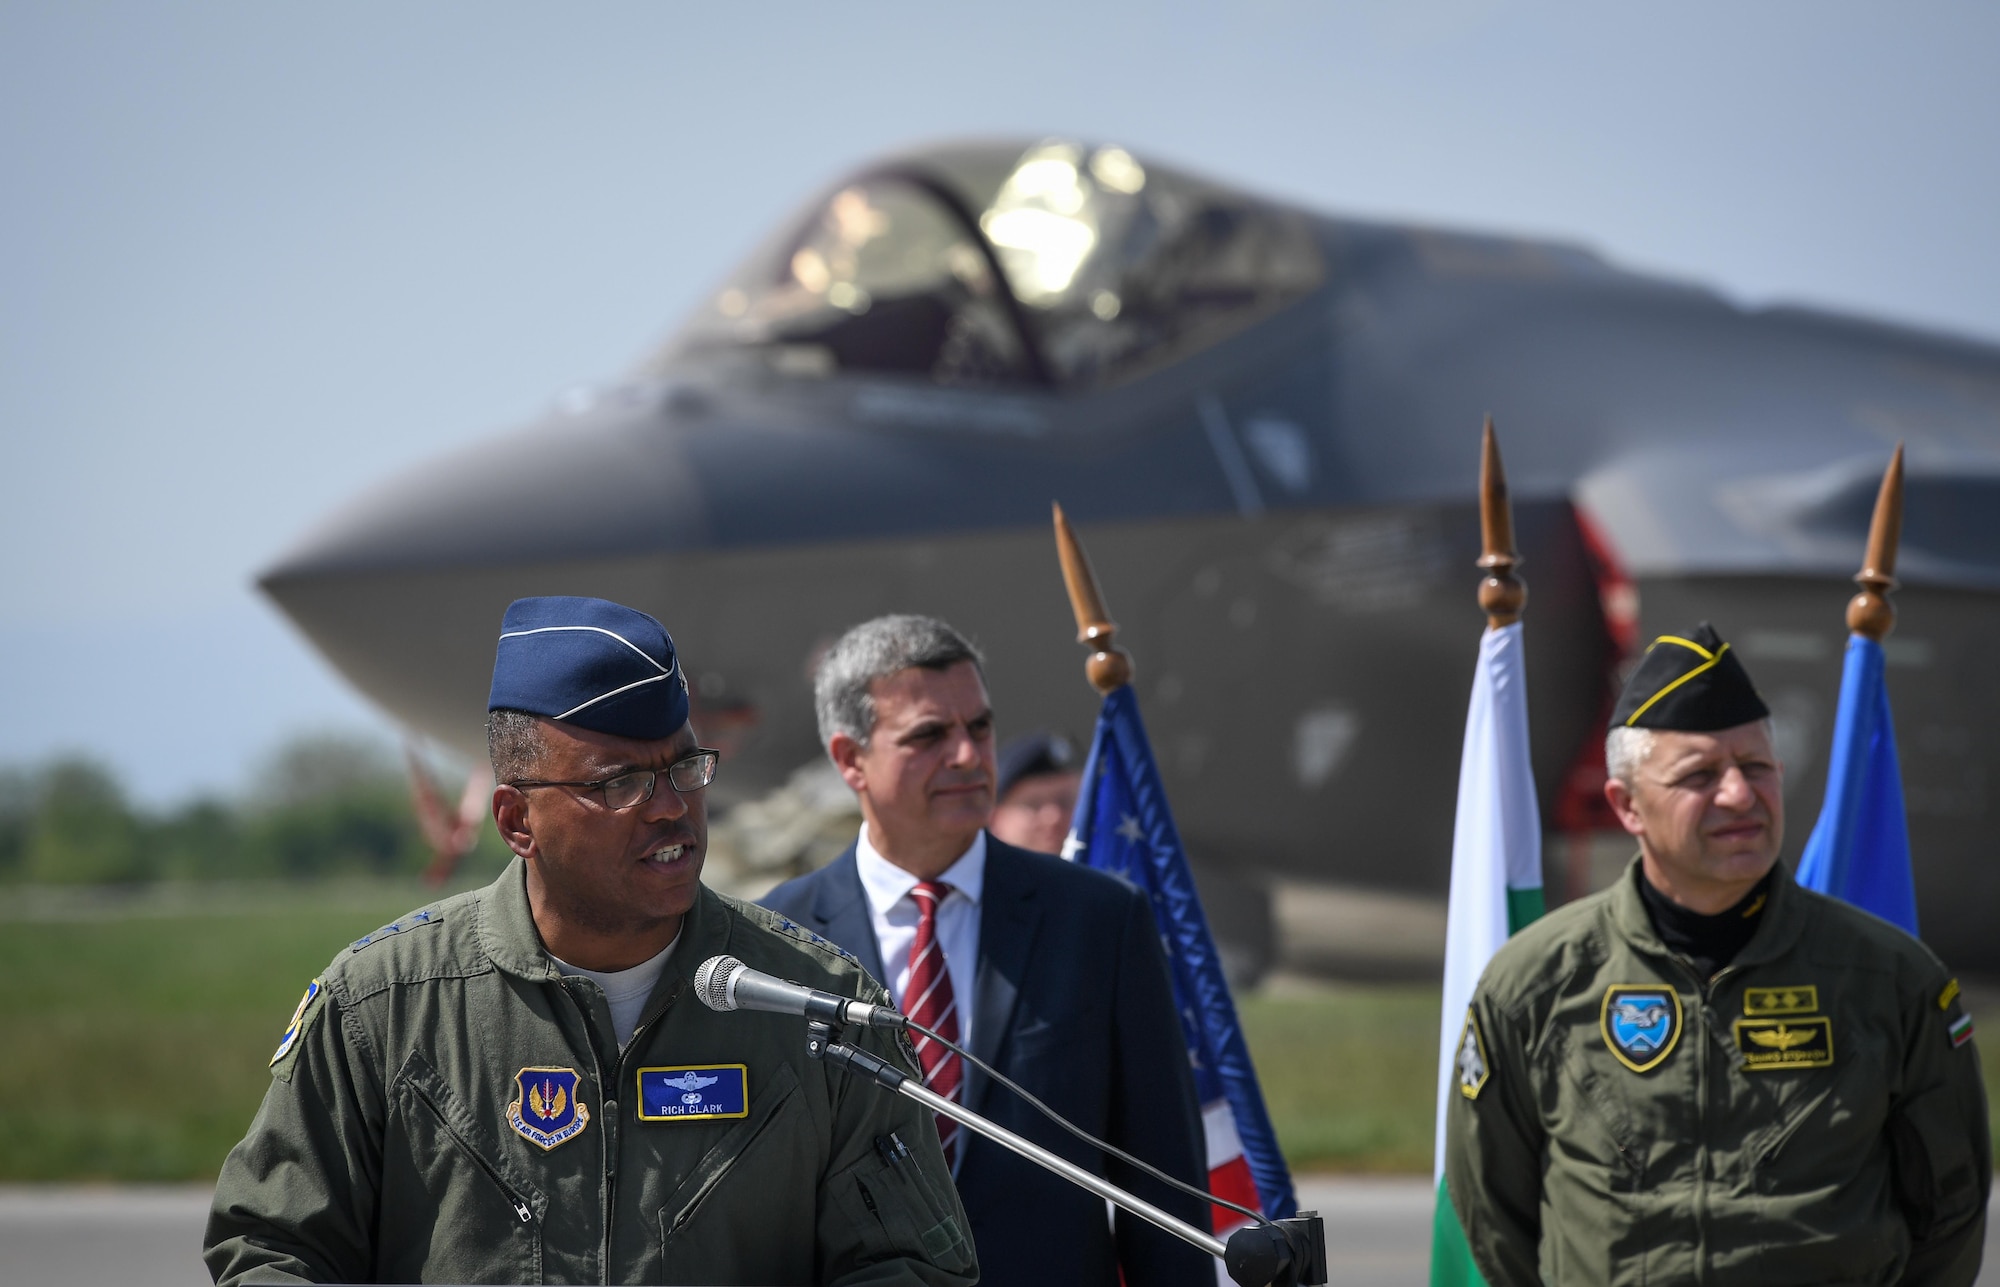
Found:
[694,955,745,1011]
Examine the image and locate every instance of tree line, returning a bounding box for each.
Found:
[0,734,507,884]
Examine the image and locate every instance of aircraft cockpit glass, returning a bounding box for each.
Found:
[978,142,1324,387]
[669,141,1323,391]
[683,179,1033,387]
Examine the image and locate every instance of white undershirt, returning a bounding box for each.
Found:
[855,824,984,1054]
[551,933,680,1048]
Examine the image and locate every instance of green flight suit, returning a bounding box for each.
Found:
[1446,858,1989,1287]
[205,858,978,1286]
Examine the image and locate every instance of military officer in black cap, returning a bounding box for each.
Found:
[206,596,976,1286]
[1445,622,1990,1287]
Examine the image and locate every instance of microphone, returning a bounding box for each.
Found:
[694,955,909,1030]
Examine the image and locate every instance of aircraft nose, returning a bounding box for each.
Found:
[261,395,712,585]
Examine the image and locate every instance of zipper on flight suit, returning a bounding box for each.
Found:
[402,1079,537,1225]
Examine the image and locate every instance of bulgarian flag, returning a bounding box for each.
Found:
[1430,621,1545,1286]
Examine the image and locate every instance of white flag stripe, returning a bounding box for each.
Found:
[1201,1098,1244,1167]
[1432,621,1542,1183]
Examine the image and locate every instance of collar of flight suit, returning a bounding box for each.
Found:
[1606,854,1809,977]
[476,854,731,998]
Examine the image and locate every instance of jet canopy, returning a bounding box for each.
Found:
[668,140,1325,391]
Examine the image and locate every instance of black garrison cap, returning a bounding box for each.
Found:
[1611,622,1771,731]
[996,731,1078,800]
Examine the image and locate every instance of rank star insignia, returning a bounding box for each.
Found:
[508,1067,590,1150]
[1456,1010,1489,1099]
[1601,985,1683,1073]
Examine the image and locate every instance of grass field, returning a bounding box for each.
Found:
[2,883,1993,1181]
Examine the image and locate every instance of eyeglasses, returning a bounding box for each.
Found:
[509,749,720,811]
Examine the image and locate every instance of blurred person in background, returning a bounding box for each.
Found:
[987,730,1082,855]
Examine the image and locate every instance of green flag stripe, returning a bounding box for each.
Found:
[1429,1177,1488,1287]
[1505,886,1545,936]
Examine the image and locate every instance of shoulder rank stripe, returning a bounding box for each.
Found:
[1940,978,1962,1010]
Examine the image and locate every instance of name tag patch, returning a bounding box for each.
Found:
[638,1064,749,1121]
[1734,1016,1834,1070]
[1742,985,1819,1017]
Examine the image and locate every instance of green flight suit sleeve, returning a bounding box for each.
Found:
[1444,984,1548,1287]
[204,983,384,1285]
[815,1005,978,1287]
[1890,973,1991,1287]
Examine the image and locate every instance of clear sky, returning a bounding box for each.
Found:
[4,1,1997,804]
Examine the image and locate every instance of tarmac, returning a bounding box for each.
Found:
[2,1179,1996,1285]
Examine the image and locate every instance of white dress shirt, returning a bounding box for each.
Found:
[854,823,985,1055]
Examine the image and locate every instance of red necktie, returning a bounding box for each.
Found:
[904,880,963,1165]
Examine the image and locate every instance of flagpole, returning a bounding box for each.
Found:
[1477,416,1526,630]
[1051,501,1132,693]
[1431,419,1543,1287]
[1797,443,1917,932]
[1847,442,1904,641]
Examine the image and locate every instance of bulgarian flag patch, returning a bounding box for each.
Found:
[1949,1011,1975,1049]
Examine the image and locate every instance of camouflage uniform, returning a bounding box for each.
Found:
[1446,858,1989,1286]
[205,858,976,1285]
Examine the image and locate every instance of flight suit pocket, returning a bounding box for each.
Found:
[659,1061,804,1242]
[390,1051,547,1284]
[1890,1085,1982,1242]
[830,1140,976,1275]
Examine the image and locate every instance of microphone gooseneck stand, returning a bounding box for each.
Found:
[805,1020,1327,1287]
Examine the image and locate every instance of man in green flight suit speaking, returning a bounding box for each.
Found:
[205,596,976,1286]
[1446,622,1989,1286]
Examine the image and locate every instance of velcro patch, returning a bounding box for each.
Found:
[1742,985,1818,1017]
[1950,1012,1975,1048]
[270,977,327,1075]
[1455,1010,1489,1099]
[1734,1016,1834,1070]
[638,1064,749,1121]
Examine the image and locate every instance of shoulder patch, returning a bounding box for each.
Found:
[1941,979,1975,1049]
[1456,1008,1490,1099]
[350,905,445,953]
[270,977,329,1078]
[1939,978,1961,1010]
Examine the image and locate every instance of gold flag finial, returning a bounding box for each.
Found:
[1477,417,1527,629]
[1052,502,1133,694]
[1848,444,1904,641]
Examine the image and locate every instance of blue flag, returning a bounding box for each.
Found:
[1797,635,1918,934]
[1065,684,1296,1225]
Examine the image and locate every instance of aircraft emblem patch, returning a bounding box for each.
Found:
[1456,1010,1489,1099]
[637,1064,749,1121]
[508,1067,590,1149]
[1601,986,1682,1072]
[269,978,324,1066]
[1733,1016,1834,1070]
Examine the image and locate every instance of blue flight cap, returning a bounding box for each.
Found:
[488,596,690,740]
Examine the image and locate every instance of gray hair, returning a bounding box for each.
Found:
[1605,716,1777,786]
[487,709,549,782]
[814,614,984,748]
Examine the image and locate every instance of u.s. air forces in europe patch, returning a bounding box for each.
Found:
[508,1067,590,1150]
[1601,985,1682,1073]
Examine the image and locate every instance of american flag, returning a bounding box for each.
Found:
[1063,684,1296,1249]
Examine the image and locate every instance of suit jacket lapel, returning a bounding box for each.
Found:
[809,846,887,986]
[969,841,1040,1115]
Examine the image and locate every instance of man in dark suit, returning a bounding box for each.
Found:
[762,614,1212,1287]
